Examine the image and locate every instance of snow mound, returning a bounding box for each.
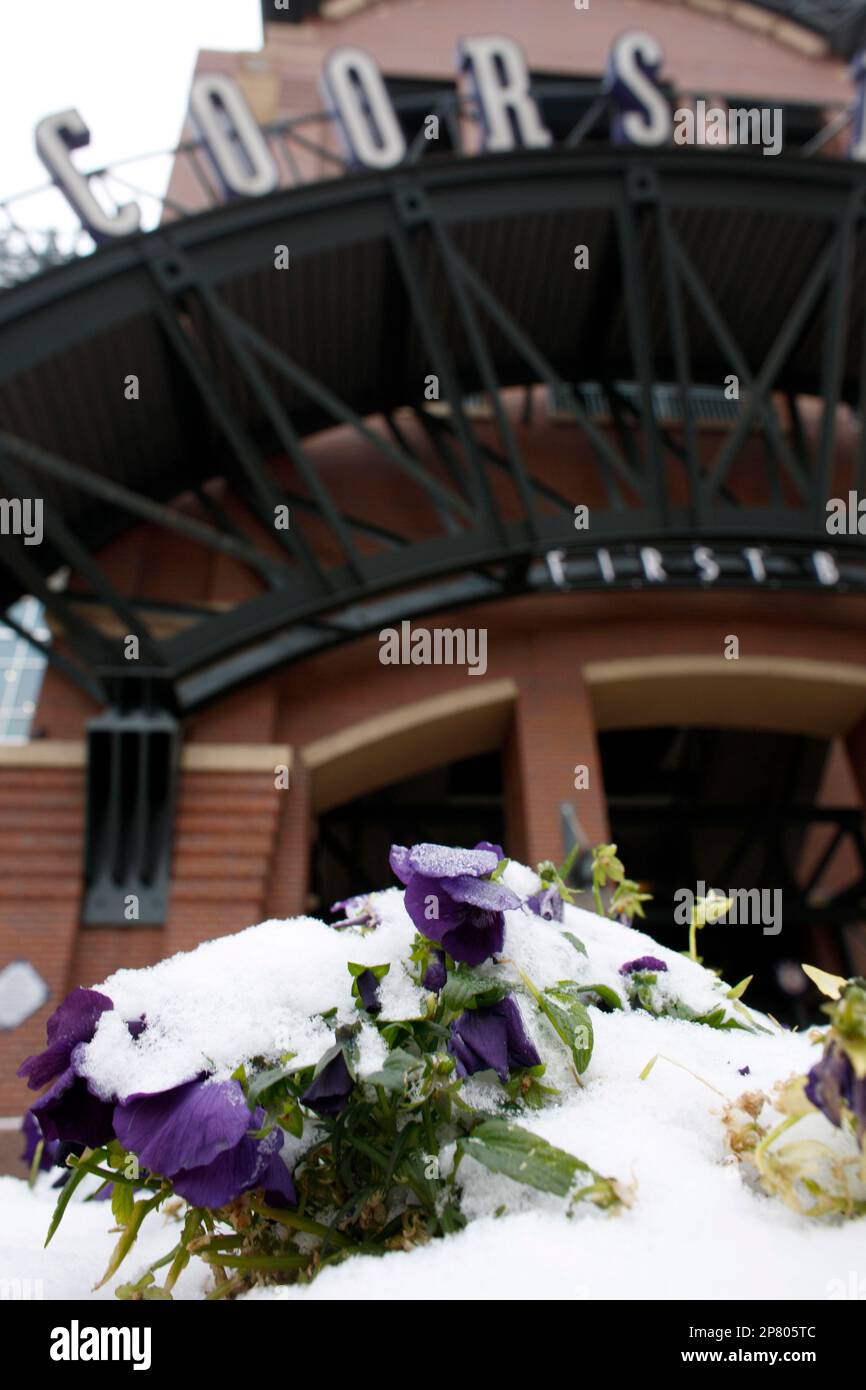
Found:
[7,859,860,1302]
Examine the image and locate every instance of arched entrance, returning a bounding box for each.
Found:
[587,656,866,1020]
[301,680,516,914]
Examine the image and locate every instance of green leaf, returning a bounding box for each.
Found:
[364,1046,420,1093]
[111,1180,135,1226]
[690,1006,750,1033]
[574,982,623,1011]
[557,839,582,883]
[439,968,508,1015]
[95,1192,164,1289]
[460,1119,590,1197]
[245,1060,298,1108]
[726,975,753,1002]
[539,984,594,1073]
[280,1102,305,1139]
[562,932,587,957]
[45,1147,108,1247]
[347,961,390,981]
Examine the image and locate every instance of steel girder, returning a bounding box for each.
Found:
[0,148,865,716]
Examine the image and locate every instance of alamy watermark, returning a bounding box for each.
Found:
[379,621,487,676]
[673,101,782,157]
[674,880,782,936]
[50,1320,151,1370]
[0,497,43,545]
[0,1276,44,1300]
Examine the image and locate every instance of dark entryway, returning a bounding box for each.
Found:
[598,727,866,1021]
[310,750,504,918]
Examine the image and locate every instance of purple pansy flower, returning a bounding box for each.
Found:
[390,842,520,967]
[20,1111,61,1172]
[300,1048,354,1118]
[619,956,668,976]
[422,949,447,993]
[355,969,382,1014]
[29,1068,116,1149]
[805,1042,866,1141]
[528,886,564,922]
[18,988,119,1149]
[473,841,505,861]
[113,1077,296,1209]
[330,894,380,930]
[448,996,541,1082]
[18,988,113,1091]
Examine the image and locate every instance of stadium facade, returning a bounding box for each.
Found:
[3,0,866,1146]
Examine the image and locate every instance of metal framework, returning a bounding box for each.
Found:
[2,144,866,918]
[750,1,866,57]
[614,802,866,991]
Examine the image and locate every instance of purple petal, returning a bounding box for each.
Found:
[440,910,504,966]
[449,997,540,1081]
[20,1111,60,1171]
[528,886,564,922]
[496,996,542,1071]
[447,874,520,912]
[474,841,505,861]
[388,845,414,885]
[330,895,365,917]
[18,988,113,1090]
[170,1110,296,1209]
[113,1079,253,1177]
[258,1133,298,1208]
[619,956,668,976]
[355,970,381,1014]
[422,950,447,993]
[403,875,464,942]
[406,843,499,880]
[805,1043,854,1129]
[450,1009,510,1081]
[172,1133,262,1207]
[448,1031,479,1079]
[31,1067,115,1148]
[300,1050,353,1118]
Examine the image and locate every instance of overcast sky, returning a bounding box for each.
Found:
[0,0,262,214]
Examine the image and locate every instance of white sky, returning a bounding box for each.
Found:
[0,0,262,213]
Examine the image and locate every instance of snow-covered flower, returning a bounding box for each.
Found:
[448,996,541,1082]
[619,956,668,976]
[527,885,564,922]
[113,1077,296,1209]
[389,841,519,966]
[18,988,119,1148]
[805,1043,858,1132]
[330,894,380,929]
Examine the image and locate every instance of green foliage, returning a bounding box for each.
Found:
[42,838,783,1300]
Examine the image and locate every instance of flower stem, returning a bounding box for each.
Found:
[249,1200,353,1249]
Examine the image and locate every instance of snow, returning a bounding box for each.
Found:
[76,890,426,1101]
[0,1175,210,1302]
[3,861,862,1301]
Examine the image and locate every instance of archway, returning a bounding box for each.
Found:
[301,680,516,913]
[587,656,866,1020]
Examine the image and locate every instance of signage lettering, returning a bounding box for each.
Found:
[32,29,866,241]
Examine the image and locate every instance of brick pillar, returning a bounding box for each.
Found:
[264,754,312,919]
[508,634,609,867]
